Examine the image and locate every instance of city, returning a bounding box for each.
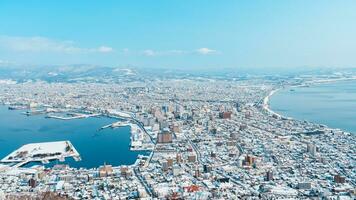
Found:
[1,1,356,199]
[0,73,354,199]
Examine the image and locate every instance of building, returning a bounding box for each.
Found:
[172,123,181,133]
[235,102,241,111]
[244,155,256,166]
[203,165,212,173]
[162,161,169,171]
[99,164,113,177]
[194,169,200,178]
[188,154,197,163]
[173,165,180,176]
[159,121,169,130]
[176,153,182,163]
[28,178,37,188]
[120,166,129,177]
[298,182,311,190]
[230,132,238,139]
[334,175,346,183]
[266,171,273,181]
[244,111,252,118]
[219,111,232,119]
[167,158,174,167]
[307,143,317,156]
[227,141,235,146]
[157,129,173,143]
[210,152,216,158]
[239,124,247,130]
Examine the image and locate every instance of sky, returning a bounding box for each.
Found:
[0,0,356,69]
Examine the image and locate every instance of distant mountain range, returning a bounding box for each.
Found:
[0,65,139,83]
[1,64,355,83]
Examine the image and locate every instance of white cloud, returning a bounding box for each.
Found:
[142,49,186,56]
[97,46,113,53]
[196,47,218,55]
[0,36,219,58]
[0,35,113,54]
[142,49,157,56]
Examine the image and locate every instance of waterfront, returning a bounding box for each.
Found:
[0,106,147,168]
[0,78,354,199]
[270,80,356,134]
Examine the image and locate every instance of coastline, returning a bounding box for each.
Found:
[262,88,285,119]
[263,78,356,134]
[0,105,150,169]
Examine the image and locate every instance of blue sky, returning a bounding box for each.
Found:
[0,0,355,69]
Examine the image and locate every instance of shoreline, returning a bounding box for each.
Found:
[262,88,286,119]
[263,78,356,134]
[0,105,151,170]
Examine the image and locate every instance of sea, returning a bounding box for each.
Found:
[270,80,356,134]
[0,106,148,168]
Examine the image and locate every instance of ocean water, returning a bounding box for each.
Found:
[270,80,356,134]
[0,106,148,168]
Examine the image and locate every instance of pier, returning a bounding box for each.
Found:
[46,113,101,120]
[100,121,130,130]
[1,141,81,167]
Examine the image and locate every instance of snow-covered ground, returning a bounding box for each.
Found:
[1,141,80,165]
[106,109,133,118]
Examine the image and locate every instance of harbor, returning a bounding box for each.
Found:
[100,120,155,151]
[0,105,148,168]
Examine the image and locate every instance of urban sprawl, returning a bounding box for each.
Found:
[0,75,355,200]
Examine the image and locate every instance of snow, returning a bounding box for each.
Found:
[1,141,80,164]
[106,109,133,118]
[270,185,298,196]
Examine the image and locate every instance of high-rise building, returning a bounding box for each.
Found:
[203,164,212,173]
[157,129,173,143]
[219,111,232,119]
[120,166,129,177]
[235,102,242,112]
[194,169,200,178]
[172,123,181,133]
[99,164,113,177]
[162,161,169,171]
[176,153,182,163]
[244,155,256,166]
[161,105,169,113]
[266,171,273,181]
[188,154,197,163]
[210,152,216,158]
[173,165,180,176]
[167,158,174,167]
[334,175,346,183]
[307,143,317,156]
[28,178,37,188]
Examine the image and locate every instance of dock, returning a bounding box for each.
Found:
[46,113,101,120]
[100,121,130,130]
[1,141,81,167]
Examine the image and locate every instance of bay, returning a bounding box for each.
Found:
[0,106,147,168]
[270,80,356,134]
